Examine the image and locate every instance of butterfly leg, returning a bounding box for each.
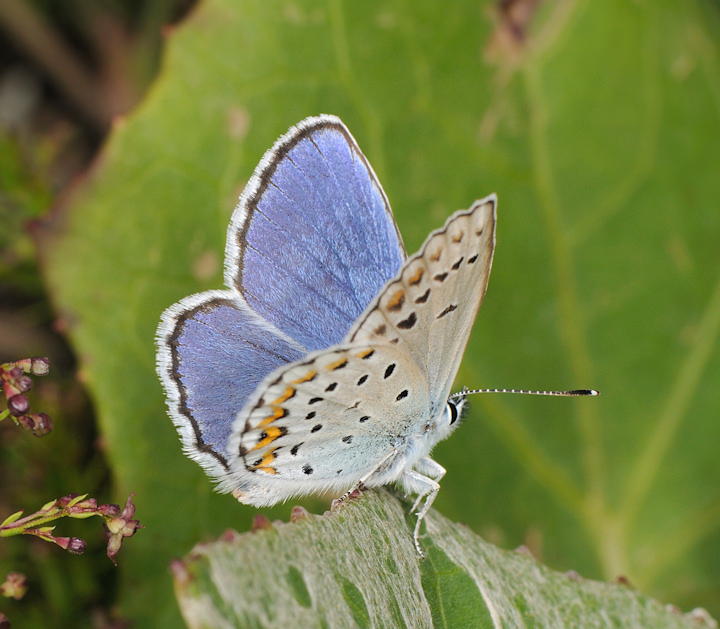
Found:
[336,448,399,505]
[399,460,446,557]
[409,457,446,514]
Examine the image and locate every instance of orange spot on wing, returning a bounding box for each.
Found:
[326,357,348,371]
[271,386,295,404]
[429,248,442,262]
[386,289,405,311]
[255,449,278,474]
[408,268,424,286]
[356,349,375,359]
[251,425,284,451]
[257,406,287,429]
[292,370,317,384]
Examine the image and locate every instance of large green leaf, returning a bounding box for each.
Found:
[173,491,712,629]
[38,0,720,625]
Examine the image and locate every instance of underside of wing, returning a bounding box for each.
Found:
[229,343,429,497]
[348,196,497,414]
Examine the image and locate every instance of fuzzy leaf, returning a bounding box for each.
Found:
[174,491,712,629]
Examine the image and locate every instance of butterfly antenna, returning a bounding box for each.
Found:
[449,387,600,400]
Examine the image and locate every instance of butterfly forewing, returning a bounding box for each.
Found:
[227,116,406,351]
[349,197,496,410]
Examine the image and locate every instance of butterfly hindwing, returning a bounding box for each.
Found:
[157,292,306,479]
[232,344,429,494]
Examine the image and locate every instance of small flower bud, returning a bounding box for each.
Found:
[105,494,141,565]
[18,413,53,436]
[68,537,87,554]
[54,536,87,555]
[14,358,31,372]
[72,497,98,512]
[56,495,75,508]
[15,376,33,393]
[97,503,121,517]
[30,357,50,376]
[8,395,29,417]
[0,572,28,600]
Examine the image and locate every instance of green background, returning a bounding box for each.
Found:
[33,0,720,625]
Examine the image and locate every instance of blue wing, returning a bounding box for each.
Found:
[225,115,406,350]
[157,116,405,480]
[158,293,306,473]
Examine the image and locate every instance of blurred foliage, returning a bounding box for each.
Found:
[2,0,720,627]
[0,0,190,626]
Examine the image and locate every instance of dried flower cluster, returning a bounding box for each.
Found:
[0,493,141,565]
[0,357,52,436]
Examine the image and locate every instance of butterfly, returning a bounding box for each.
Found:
[156,115,496,556]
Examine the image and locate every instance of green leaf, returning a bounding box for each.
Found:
[37,0,720,625]
[0,510,25,530]
[174,491,709,629]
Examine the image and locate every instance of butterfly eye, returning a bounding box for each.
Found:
[448,400,460,425]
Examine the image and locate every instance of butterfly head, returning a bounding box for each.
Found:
[430,391,469,443]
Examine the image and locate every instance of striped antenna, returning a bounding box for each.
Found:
[449,387,600,400]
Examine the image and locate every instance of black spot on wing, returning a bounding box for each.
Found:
[437,304,457,318]
[397,312,417,329]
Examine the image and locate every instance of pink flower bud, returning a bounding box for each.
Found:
[15,376,33,393]
[8,394,29,417]
[105,494,141,565]
[97,503,121,517]
[67,537,87,555]
[18,413,52,436]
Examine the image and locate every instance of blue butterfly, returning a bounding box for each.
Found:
[157,115,497,555]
